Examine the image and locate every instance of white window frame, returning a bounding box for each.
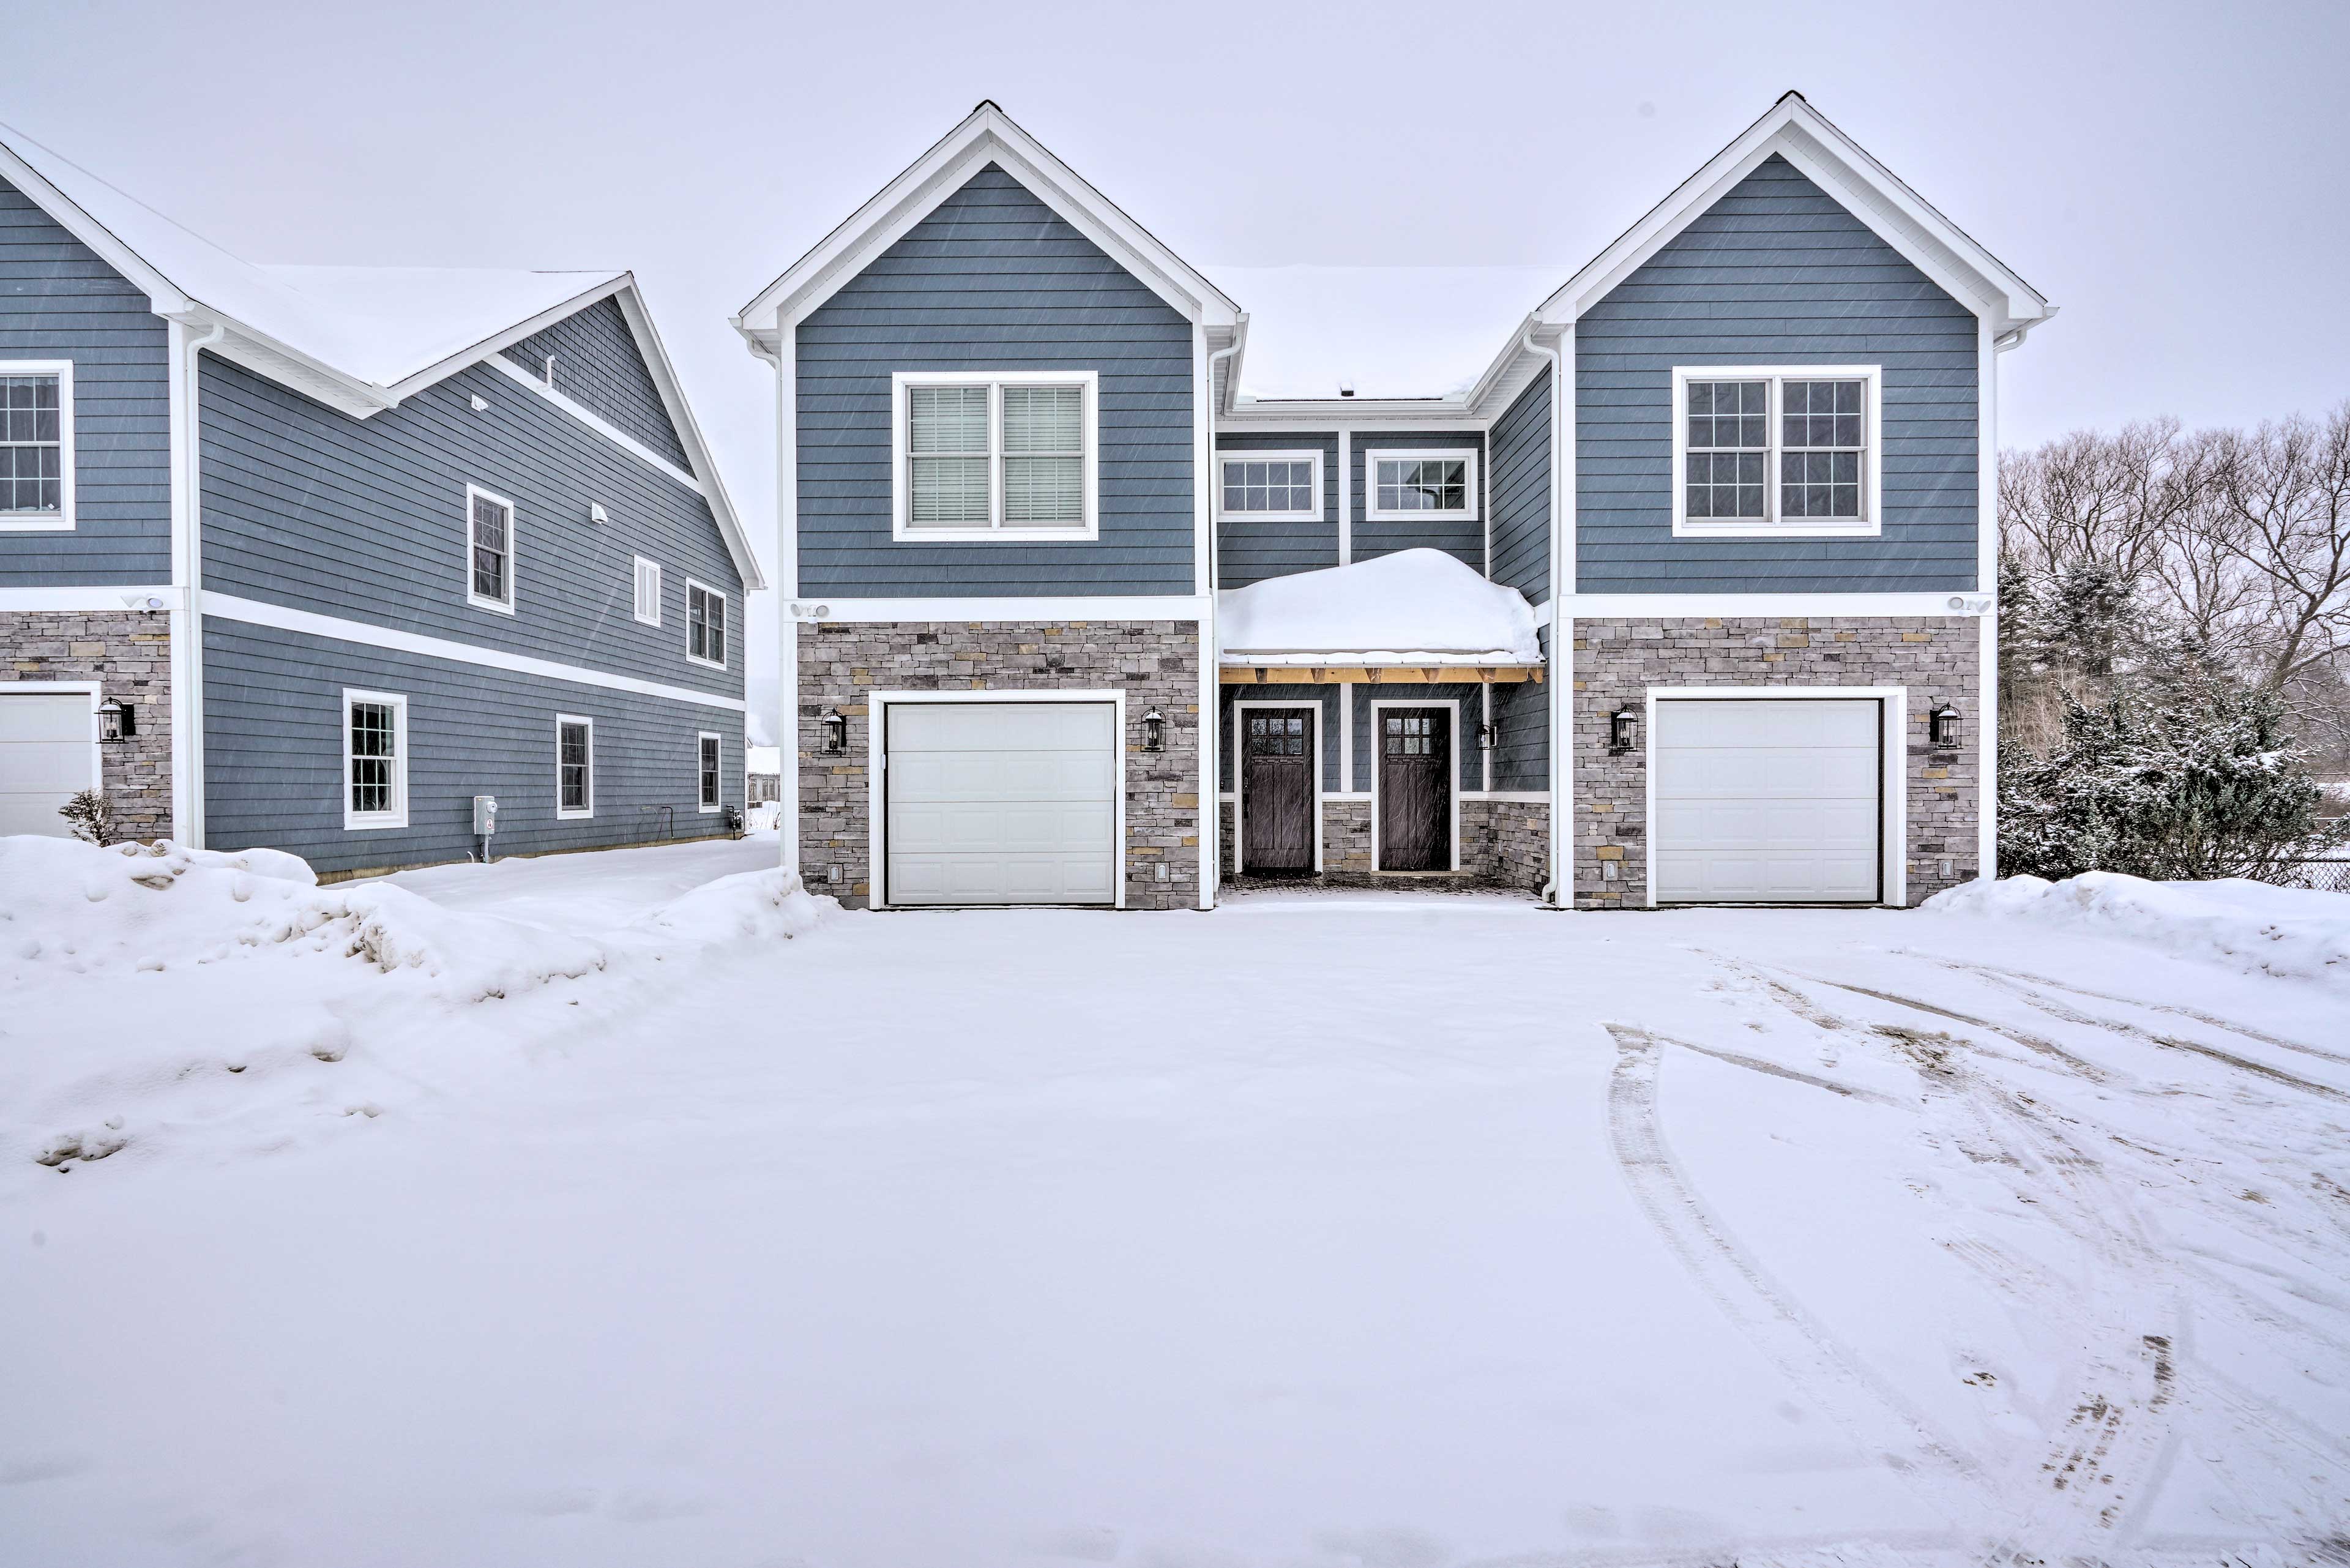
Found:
[463,483,519,614]
[685,578,728,670]
[632,556,662,626]
[1215,449,1324,525]
[1669,365,1884,539]
[0,360,75,532]
[341,688,409,831]
[697,730,723,813]
[1362,447,1480,525]
[555,714,594,819]
[889,370,1100,542]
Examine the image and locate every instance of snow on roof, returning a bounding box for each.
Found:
[1,125,622,390]
[1210,266,1561,402]
[1217,548,1542,662]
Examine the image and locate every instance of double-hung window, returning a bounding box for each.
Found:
[0,361,72,531]
[891,371,1099,540]
[1216,450,1322,523]
[343,689,408,831]
[632,556,662,625]
[556,715,594,819]
[1363,449,1479,523]
[686,580,726,668]
[698,732,722,813]
[465,485,518,611]
[1671,366,1881,537]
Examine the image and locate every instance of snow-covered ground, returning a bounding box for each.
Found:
[4,839,2348,1566]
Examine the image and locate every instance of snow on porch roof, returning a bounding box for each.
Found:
[1217,549,1543,664]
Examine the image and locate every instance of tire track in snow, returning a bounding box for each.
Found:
[1920,957,2350,1070]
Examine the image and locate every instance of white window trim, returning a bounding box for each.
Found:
[1367,698,1462,874]
[1362,447,1480,525]
[555,713,594,820]
[1669,365,1884,539]
[684,577,728,670]
[632,556,663,627]
[889,370,1100,542]
[1231,698,1324,874]
[463,483,519,614]
[341,687,409,831]
[0,360,75,532]
[697,730,723,813]
[1215,449,1324,525]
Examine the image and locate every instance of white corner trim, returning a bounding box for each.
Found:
[200,591,745,712]
[1231,697,1326,875]
[1212,447,1324,524]
[555,713,595,819]
[463,483,518,614]
[1335,429,1352,566]
[1360,446,1481,524]
[0,359,74,531]
[888,370,1100,542]
[1669,365,1883,539]
[487,354,707,498]
[340,687,410,831]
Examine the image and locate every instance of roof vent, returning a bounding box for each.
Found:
[1338,382,1355,398]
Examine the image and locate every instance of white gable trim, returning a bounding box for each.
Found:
[733,102,1240,339]
[0,135,192,316]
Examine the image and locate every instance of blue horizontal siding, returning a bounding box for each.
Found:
[0,174,170,586]
[1491,627,1549,791]
[1352,682,1485,794]
[1213,432,1338,588]
[203,618,740,875]
[1487,369,1551,603]
[1220,684,1343,793]
[503,295,693,472]
[1351,432,1485,571]
[1575,154,1980,594]
[796,164,1195,597]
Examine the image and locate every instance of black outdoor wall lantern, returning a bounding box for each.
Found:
[821,708,847,754]
[97,696,135,742]
[1141,709,1166,753]
[1476,719,1498,751]
[1930,703,1961,748]
[1608,707,1638,754]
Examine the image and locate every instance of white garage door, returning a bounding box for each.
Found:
[884,702,1117,906]
[1653,698,1882,903]
[0,691,97,838]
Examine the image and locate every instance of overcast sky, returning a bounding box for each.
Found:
[8,0,2345,724]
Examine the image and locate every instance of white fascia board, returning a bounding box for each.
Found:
[487,356,706,493]
[1535,95,2053,340]
[1218,403,1485,431]
[734,105,1241,336]
[790,595,1209,624]
[0,138,192,316]
[376,272,632,407]
[606,284,764,591]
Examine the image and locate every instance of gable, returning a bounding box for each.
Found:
[504,295,692,474]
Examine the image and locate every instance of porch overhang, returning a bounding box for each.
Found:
[1220,657,1543,685]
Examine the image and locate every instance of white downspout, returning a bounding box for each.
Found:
[168,315,226,848]
[1519,318,1567,905]
[1201,326,1245,910]
[769,324,801,883]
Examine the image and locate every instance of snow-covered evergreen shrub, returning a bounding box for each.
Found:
[59,788,124,846]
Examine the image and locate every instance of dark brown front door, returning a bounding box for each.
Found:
[1242,708,1315,872]
[1378,707,1450,871]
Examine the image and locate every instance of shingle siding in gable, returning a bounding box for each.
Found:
[1575,154,1980,594]
[796,163,1196,597]
[1487,368,1551,603]
[0,174,171,586]
[503,295,692,473]
[1351,430,1485,572]
[1212,431,1338,589]
[198,354,740,698]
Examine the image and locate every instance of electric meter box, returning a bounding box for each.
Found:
[471,795,498,835]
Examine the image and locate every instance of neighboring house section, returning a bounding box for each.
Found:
[747,94,2051,911]
[0,125,761,875]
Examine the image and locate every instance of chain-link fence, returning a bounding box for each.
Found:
[2280,858,2350,893]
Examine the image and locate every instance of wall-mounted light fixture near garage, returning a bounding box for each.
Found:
[97,696,135,742]
[1141,709,1166,753]
[1609,707,1638,755]
[821,708,847,754]
[1930,703,1961,748]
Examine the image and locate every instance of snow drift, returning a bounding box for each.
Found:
[631,865,824,944]
[1925,870,2350,988]
[1216,547,1542,660]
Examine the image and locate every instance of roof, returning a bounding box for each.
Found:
[0,121,761,589]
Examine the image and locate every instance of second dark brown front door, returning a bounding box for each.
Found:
[1242,708,1315,872]
[1378,707,1450,871]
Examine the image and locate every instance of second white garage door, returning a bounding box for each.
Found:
[0,690,97,838]
[1652,698,1883,904]
[884,702,1118,906]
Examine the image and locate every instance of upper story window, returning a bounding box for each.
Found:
[465,485,518,613]
[343,689,408,831]
[1363,449,1479,523]
[890,371,1099,541]
[687,580,727,668]
[633,556,662,625]
[1216,450,1322,523]
[1671,366,1882,538]
[0,362,72,532]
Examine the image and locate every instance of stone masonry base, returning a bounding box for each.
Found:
[797,620,1201,910]
[1218,794,1549,894]
[0,609,174,841]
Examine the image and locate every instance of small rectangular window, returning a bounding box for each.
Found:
[1363,449,1479,522]
[698,733,722,812]
[633,556,662,625]
[343,689,408,831]
[687,580,727,668]
[1217,451,1322,521]
[556,715,594,818]
[0,362,72,531]
[1671,367,1881,536]
[892,371,1098,539]
[466,485,517,612]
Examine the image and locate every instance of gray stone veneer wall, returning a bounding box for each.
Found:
[1570,616,1980,909]
[1218,795,1548,894]
[797,620,1201,910]
[0,610,173,840]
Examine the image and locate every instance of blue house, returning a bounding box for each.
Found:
[0,125,764,876]
[734,95,2051,910]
